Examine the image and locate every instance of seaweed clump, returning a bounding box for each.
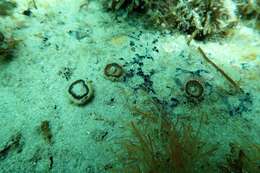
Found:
[0,32,18,61]
[104,0,236,39]
[236,0,260,29]
[0,1,19,61]
[105,0,150,13]
[39,120,53,144]
[0,132,23,160]
[113,99,218,173]
[0,0,17,16]
[236,0,260,19]
[219,143,260,173]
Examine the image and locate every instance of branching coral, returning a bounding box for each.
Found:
[178,0,233,37]
[105,0,151,14]
[105,0,236,39]
[150,0,233,38]
[236,0,260,29]
[236,0,260,19]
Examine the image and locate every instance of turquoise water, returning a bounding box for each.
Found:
[0,0,259,172]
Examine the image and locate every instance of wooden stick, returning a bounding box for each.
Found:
[198,47,242,93]
[32,0,37,9]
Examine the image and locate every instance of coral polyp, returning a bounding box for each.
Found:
[67,79,94,105]
[104,63,124,81]
[185,79,204,98]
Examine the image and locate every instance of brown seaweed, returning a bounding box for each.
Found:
[0,1,17,16]
[0,34,19,62]
[219,143,260,173]
[0,132,23,160]
[113,99,218,173]
[39,120,53,144]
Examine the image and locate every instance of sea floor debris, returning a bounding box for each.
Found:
[0,132,23,160]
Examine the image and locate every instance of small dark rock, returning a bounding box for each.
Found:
[93,130,109,142]
[23,9,32,16]
[0,32,5,43]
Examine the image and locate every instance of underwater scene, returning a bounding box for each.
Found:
[0,0,260,172]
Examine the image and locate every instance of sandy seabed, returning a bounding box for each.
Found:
[0,0,259,172]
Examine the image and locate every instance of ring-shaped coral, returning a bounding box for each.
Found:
[185,79,204,98]
[104,63,124,81]
[67,79,94,105]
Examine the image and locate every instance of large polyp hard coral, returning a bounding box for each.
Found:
[104,63,124,81]
[67,79,94,105]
